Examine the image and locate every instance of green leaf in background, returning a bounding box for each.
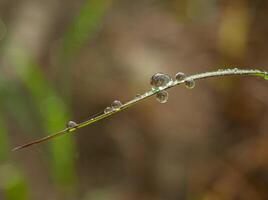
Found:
[0,113,9,162]
[0,111,30,200]
[57,0,113,97]
[5,46,76,190]
[61,0,113,61]
[1,0,114,193]
[1,0,114,196]
[0,164,30,200]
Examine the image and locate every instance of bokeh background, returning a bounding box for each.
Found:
[0,0,268,199]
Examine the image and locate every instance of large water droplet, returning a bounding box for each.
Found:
[185,78,195,89]
[156,91,168,103]
[104,106,113,114]
[150,73,173,90]
[175,72,186,81]
[111,100,122,110]
[67,121,78,128]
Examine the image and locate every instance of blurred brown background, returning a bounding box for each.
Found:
[0,0,268,200]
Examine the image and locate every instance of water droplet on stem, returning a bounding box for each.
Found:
[175,72,186,81]
[111,100,122,110]
[67,121,78,128]
[185,78,195,89]
[135,94,142,99]
[156,91,168,103]
[104,106,113,114]
[150,73,173,90]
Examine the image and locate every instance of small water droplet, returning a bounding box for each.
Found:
[111,100,122,110]
[135,94,142,99]
[156,91,168,103]
[175,72,186,81]
[104,106,113,114]
[185,78,195,89]
[150,73,173,90]
[67,121,78,128]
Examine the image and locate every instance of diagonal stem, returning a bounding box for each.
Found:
[12,68,268,151]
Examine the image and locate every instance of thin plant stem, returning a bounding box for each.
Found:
[12,68,268,151]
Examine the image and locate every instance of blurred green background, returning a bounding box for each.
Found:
[0,0,268,199]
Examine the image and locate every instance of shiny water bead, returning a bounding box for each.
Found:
[156,90,168,103]
[135,94,142,99]
[175,72,186,81]
[150,73,173,89]
[184,78,195,89]
[66,121,78,128]
[111,100,122,109]
[104,106,113,114]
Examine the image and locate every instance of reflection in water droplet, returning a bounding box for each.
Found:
[104,106,113,114]
[150,73,173,90]
[175,72,186,81]
[156,91,168,103]
[111,100,122,110]
[67,121,78,128]
[185,78,195,89]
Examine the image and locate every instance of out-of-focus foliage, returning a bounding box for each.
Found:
[0,0,268,200]
[0,164,29,200]
[0,114,9,161]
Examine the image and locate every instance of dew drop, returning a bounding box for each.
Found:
[67,121,78,128]
[104,106,113,114]
[111,100,122,110]
[185,78,195,89]
[135,94,142,99]
[156,91,168,104]
[175,72,186,81]
[150,73,173,90]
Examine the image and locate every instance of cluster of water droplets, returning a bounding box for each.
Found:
[65,68,268,133]
[150,71,197,103]
[175,72,195,88]
[104,100,123,114]
[150,72,173,103]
